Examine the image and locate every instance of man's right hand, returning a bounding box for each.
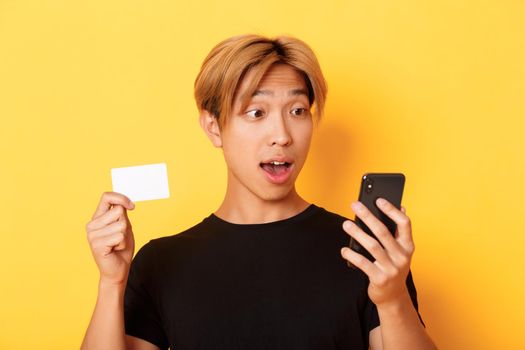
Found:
[85,191,136,286]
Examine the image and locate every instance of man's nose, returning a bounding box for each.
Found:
[268,114,292,147]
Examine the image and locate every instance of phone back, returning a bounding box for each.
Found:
[349,173,405,263]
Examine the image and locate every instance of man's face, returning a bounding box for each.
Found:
[219,63,313,202]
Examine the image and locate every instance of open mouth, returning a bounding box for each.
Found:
[259,160,294,184]
[259,161,292,175]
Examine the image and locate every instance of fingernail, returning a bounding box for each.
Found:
[376,197,387,206]
[351,201,364,212]
[343,220,353,230]
[129,201,135,209]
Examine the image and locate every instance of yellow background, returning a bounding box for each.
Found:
[1,1,524,349]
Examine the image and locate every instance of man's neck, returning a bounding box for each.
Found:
[214,184,310,225]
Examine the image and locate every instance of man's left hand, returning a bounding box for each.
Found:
[340,198,415,307]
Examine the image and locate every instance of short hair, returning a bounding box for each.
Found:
[194,34,328,129]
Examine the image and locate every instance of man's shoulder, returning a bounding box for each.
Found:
[128,218,215,280]
[309,204,353,226]
[148,217,211,245]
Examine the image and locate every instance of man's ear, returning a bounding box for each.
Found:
[199,109,222,148]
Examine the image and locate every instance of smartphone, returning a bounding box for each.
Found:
[347,173,405,269]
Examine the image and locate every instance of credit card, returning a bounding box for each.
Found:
[111,162,170,202]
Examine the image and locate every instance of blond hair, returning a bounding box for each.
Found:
[194,34,328,128]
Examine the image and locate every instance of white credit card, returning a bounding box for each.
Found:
[111,162,170,202]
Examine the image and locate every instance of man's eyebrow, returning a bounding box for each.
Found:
[289,88,309,97]
[251,88,309,97]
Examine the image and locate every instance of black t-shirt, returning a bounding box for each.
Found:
[124,204,422,349]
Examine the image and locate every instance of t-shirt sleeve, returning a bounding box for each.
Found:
[124,241,170,349]
[364,269,425,333]
[364,293,380,332]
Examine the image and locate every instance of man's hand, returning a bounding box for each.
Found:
[340,198,414,307]
[85,191,136,286]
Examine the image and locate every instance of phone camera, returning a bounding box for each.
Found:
[365,177,374,194]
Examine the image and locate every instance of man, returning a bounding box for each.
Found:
[81,34,437,349]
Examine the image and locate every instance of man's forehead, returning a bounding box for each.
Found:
[251,88,309,97]
[235,63,310,103]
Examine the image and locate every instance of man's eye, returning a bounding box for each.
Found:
[246,109,264,118]
[291,108,308,116]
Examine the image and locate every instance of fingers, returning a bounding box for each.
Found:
[343,220,392,267]
[87,218,128,242]
[88,219,130,255]
[375,198,414,254]
[342,244,408,303]
[91,230,126,257]
[86,204,128,232]
[346,199,414,267]
[343,200,414,306]
[350,201,400,255]
[341,247,380,277]
[92,191,135,220]
[86,194,133,256]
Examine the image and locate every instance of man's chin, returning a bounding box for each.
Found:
[256,185,296,202]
